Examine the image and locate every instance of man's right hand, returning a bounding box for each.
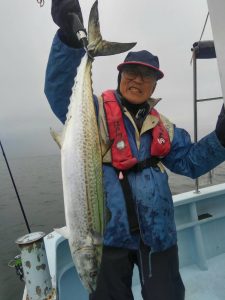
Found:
[51,0,84,48]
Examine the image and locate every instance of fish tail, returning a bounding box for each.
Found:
[87,1,136,57]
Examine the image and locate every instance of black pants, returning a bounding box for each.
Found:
[89,243,185,300]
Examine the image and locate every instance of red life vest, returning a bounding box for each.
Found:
[102,90,171,170]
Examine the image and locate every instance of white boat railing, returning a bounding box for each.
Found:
[191,41,223,193]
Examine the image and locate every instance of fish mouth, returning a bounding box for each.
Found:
[80,271,98,293]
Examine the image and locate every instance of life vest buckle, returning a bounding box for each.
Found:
[131,157,160,172]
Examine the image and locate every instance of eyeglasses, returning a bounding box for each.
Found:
[121,66,157,82]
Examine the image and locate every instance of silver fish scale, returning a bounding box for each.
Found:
[61,53,103,291]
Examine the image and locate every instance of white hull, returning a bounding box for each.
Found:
[22,183,225,300]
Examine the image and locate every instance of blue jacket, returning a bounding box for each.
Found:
[45,33,225,252]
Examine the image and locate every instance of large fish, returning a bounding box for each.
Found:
[51,0,136,293]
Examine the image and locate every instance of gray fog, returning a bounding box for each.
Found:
[0,0,222,158]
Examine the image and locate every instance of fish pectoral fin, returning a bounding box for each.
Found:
[50,128,62,149]
[54,226,69,239]
[90,230,103,245]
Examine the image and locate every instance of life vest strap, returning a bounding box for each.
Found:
[128,157,160,172]
[115,169,140,234]
[112,157,160,235]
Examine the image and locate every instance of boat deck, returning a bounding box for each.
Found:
[131,253,225,299]
[181,253,225,300]
[40,184,225,300]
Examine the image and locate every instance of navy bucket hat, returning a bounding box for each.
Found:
[117,50,164,80]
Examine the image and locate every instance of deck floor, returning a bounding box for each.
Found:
[132,253,225,299]
[181,252,225,300]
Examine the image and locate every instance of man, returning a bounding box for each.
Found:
[45,1,225,299]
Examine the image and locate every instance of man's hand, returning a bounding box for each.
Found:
[51,0,84,48]
[215,104,225,146]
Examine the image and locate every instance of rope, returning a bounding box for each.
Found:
[190,12,210,64]
[199,12,210,42]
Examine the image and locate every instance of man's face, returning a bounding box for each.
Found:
[119,65,157,104]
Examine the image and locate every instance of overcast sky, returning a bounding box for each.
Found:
[0,0,223,158]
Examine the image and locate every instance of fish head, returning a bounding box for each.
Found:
[71,234,102,293]
[74,246,101,293]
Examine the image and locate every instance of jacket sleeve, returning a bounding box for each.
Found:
[44,31,86,124]
[162,126,225,179]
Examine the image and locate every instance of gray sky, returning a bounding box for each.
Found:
[0,0,223,158]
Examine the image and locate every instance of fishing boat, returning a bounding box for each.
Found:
[17,1,225,299]
[21,180,225,300]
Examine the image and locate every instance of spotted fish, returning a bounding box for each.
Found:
[51,0,136,292]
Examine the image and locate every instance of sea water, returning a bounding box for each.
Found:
[0,154,225,300]
[0,155,64,300]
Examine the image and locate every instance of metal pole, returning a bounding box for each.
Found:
[0,140,31,233]
[193,52,200,193]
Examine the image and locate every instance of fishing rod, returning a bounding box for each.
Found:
[0,140,31,233]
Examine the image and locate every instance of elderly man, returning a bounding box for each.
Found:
[45,0,225,299]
